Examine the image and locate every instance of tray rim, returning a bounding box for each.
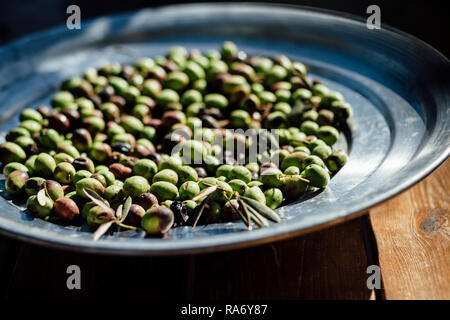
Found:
[0,2,448,255]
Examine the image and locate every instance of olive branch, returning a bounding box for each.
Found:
[191,182,281,230]
[82,188,135,241]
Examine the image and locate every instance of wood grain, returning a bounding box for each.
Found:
[3,216,371,300]
[369,160,450,299]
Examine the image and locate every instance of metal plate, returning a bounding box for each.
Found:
[0,4,448,255]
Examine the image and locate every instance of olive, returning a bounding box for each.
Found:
[282,175,309,201]
[222,199,241,222]
[24,177,45,196]
[103,184,123,204]
[73,157,95,173]
[302,155,326,170]
[284,166,300,176]
[177,165,198,184]
[34,153,56,178]
[152,169,178,185]
[326,150,348,173]
[197,200,221,225]
[133,192,159,210]
[5,170,29,196]
[123,204,146,227]
[317,125,340,146]
[54,198,80,221]
[150,181,179,202]
[89,142,112,164]
[244,186,266,205]
[26,195,53,218]
[0,142,27,164]
[133,159,158,180]
[228,179,249,195]
[44,180,65,201]
[111,142,131,154]
[57,143,80,159]
[280,151,309,171]
[303,164,330,188]
[20,108,43,124]
[47,113,71,133]
[122,176,150,198]
[264,188,283,209]
[229,166,252,184]
[54,162,76,184]
[311,145,332,161]
[141,205,174,235]
[71,128,92,152]
[72,170,92,185]
[76,178,105,199]
[179,181,200,200]
[3,162,28,177]
[109,163,132,180]
[260,168,283,188]
[5,127,30,142]
[215,164,234,180]
[86,205,115,228]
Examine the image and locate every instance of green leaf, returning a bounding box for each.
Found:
[241,200,269,228]
[120,196,132,223]
[192,195,210,228]
[92,220,115,241]
[83,188,113,214]
[192,186,217,202]
[241,196,280,223]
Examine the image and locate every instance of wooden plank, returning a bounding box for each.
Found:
[369,160,450,300]
[0,235,22,298]
[188,217,371,300]
[5,244,191,299]
[4,216,371,300]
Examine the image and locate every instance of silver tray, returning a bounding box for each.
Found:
[0,3,448,255]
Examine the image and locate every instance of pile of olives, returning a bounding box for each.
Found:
[0,42,351,236]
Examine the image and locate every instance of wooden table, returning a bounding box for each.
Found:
[0,161,448,300]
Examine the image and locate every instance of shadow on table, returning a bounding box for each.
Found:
[0,215,374,300]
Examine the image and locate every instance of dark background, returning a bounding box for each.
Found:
[0,0,448,58]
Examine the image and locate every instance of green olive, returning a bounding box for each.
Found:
[152,169,178,185]
[264,188,283,209]
[141,205,174,234]
[303,164,330,188]
[54,162,76,184]
[244,186,266,204]
[123,176,150,198]
[34,153,56,178]
[26,195,53,218]
[76,177,105,199]
[179,181,200,200]
[5,170,29,196]
[0,142,27,164]
[3,162,28,177]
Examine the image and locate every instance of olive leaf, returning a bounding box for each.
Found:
[236,198,252,230]
[119,196,132,223]
[36,188,48,206]
[91,220,115,241]
[115,204,123,220]
[241,200,269,228]
[192,195,210,228]
[115,222,137,230]
[83,188,114,214]
[240,196,280,223]
[192,185,217,202]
